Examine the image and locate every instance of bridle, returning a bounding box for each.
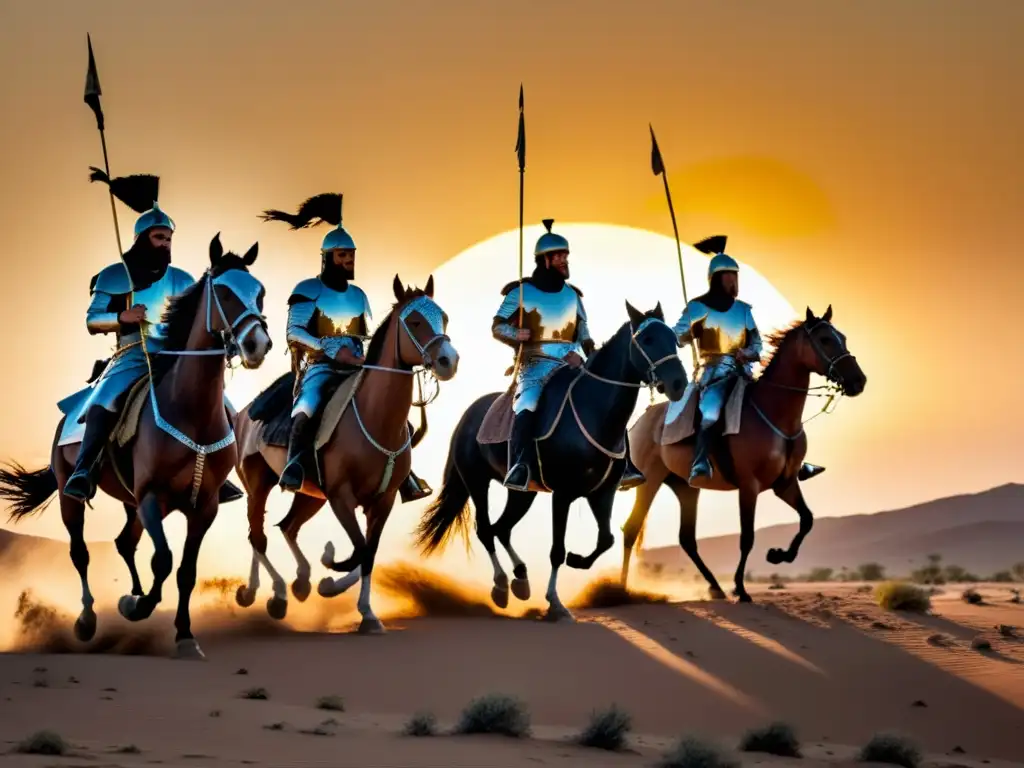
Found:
[580,316,679,393]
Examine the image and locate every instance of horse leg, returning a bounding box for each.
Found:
[544,491,575,622]
[732,485,759,603]
[239,473,291,620]
[491,490,537,603]
[353,494,396,635]
[665,474,725,599]
[114,502,144,598]
[566,479,617,570]
[767,476,814,565]
[118,491,172,622]
[58,491,97,642]
[465,468,507,608]
[172,501,217,660]
[318,484,366,599]
[278,493,326,594]
[620,463,668,587]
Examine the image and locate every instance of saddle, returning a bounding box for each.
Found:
[476,370,578,447]
[660,376,748,446]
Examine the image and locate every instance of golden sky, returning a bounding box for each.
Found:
[0,0,1022,547]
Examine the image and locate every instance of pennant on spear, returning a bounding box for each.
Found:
[649,124,700,373]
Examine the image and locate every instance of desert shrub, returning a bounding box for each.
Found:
[240,687,269,700]
[858,732,921,768]
[768,573,786,589]
[454,693,530,738]
[1010,589,1021,604]
[989,570,1015,583]
[15,730,68,756]
[807,567,833,582]
[658,735,739,768]
[857,563,886,582]
[961,588,983,605]
[403,711,438,737]
[1012,562,1024,582]
[316,695,344,711]
[576,705,632,751]
[739,721,802,757]
[874,581,931,613]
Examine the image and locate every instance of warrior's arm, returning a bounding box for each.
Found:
[85,289,122,335]
[672,304,697,347]
[740,306,763,361]
[285,298,323,354]
[576,296,595,357]
[491,289,522,348]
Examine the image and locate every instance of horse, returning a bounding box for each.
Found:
[415,301,687,621]
[232,275,459,633]
[620,305,866,602]
[0,235,272,659]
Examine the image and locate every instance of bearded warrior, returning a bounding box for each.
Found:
[492,219,646,492]
[260,193,431,502]
[672,235,824,484]
[58,174,243,503]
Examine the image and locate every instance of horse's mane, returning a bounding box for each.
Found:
[363,287,429,366]
[161,254,253,352]
[758,319,805,378]
[585,308,663,368]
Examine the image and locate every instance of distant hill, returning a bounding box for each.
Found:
[640,483,1024,578]
[0,528,117,568]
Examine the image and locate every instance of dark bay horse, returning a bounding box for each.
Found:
[621,306,866,602]
[0,235,272,659]
[233,275,459,632]
[415,302,686,621]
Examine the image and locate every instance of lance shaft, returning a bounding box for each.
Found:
[659,169,700,374]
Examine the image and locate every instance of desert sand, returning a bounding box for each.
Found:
[1,565,1022,768]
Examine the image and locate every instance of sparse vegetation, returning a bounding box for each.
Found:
[240,687,269,700]
[739,721,802,757]
[316,695,345,712]
[15,730,68,756]
[114,744,141,754]
[806,567,834,582]
[857,563,886,582]
[768,574,786,590]
[989,570,1014,583]
[658,734,740,768]
[1010,589,1021,604]
[403,711,438,737]
[454,693,531,738]
[576,705,632,751]
[910,553,945,585]
[1012,562,1024,582]
[858,732,921,768]
[971,636,992,651]
[874,581,931,613]
[961,588,983,605]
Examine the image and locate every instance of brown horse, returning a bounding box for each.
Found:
[233,275,459,632]
[620,306,866,602]
[0,235,272,658]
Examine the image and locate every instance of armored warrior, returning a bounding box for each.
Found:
[59,199,243,504]
[260,193,432,502]
[673,235,824,484]
[492,219,646,492]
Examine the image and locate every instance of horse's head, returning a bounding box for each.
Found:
[207,233,272,369]
[392,274,459,381]
[625,301,686,401]
[798,306,866,396]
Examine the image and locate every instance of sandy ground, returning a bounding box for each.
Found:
[0,576,1022,768]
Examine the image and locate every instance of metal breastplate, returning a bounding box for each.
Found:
[313,284,368,338]
[132,267,193,342]
[520,282,579,343]
[691,300,750,359]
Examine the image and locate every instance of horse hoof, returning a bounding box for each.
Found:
[709,587,728,600]
[766,548,785,565]
[235,585,256,608]
[735,592,753,604]
[358,616,386,635]
[491,585,510,610]
[118,595,139,620]
[320,542,336,569]
[291,579,312,602]
[511,578,531,601]
[267,596,288,621]
[565,552,586,570]
[318,577,337,598]
[544,606,575,623]
[174,639,206,660]
[74,610,97,643]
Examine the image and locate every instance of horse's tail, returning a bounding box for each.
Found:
[414,446,471,556]
[0,462,59,522]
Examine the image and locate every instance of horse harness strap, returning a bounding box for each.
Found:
[749,398,804,442]
[350,398,412,498]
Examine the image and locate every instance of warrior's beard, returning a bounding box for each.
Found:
[320,259,353,290]
[532,261,567,291]
[702,272,737,312]
[123,237,171,288]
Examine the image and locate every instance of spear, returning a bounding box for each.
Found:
[513,84,526,373]
[649,124,699,373]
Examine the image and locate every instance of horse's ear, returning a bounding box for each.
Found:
[653,301,664,319]
[805,306,815,323]
[822,304,833,322]
[209,232,223,265]
[242,242,259,266]
[625,300,643,326]
[425,274,434,298]
[393,274,405,301]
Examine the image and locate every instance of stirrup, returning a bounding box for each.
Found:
[618,468,646,491]
[279,458,305,491]
[63,470,96,503]
[503,462,531,492]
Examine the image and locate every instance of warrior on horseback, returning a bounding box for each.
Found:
[671,235,824,487]
[493,219,645,492]
[57,180,242,505]
[261,193,431,503]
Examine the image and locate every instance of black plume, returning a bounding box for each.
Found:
[260,193,342,229]
[88,167,160,214]
[693,235,727,255]
[542,218,554,232]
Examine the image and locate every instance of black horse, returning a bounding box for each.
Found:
[415,301,686,621]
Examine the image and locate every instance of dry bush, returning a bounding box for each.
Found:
[576,705,632,751]
[874,581,931,613]
[454,693,530,738]
[403,711,438,737]
[739,721,802,757]
[316,695,344,712]
[658,735,739,768]
[858,732,921,768]
[961,588,983,605]
[240,687,269,700]
[15,730,68,756]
